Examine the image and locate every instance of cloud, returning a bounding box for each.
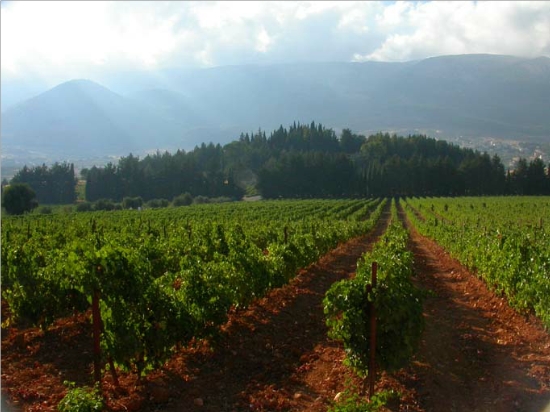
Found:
[1,1,187,79]
[1,1,384,80]
[355,1,550,62]
[256,28,273,53]
[1,1,549,86]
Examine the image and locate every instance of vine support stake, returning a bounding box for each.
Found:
[108,357,119,387]
[92,288,102,383]
[368,261,378,400]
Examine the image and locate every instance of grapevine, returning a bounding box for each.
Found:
[1,198,385,379]
[324,199,425,377]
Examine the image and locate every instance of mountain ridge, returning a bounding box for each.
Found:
[2,54,549,163]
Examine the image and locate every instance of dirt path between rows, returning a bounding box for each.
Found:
[395,202,550,412]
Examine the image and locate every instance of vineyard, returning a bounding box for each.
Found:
[1,199,384,377]
[2,197,550,411]
[404,196,550,328]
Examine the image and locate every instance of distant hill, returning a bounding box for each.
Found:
[0,79,192,156]
[2,54,550,162]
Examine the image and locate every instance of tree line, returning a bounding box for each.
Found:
[4,122,550,214]
[8,162,77,204]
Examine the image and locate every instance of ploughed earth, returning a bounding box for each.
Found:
[2,205,549,411]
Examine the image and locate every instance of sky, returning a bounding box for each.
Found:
[2,0,550,87]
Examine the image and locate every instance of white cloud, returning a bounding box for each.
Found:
[256,28,273,53]
[1,1,189,79]
[375,1,413,30]
[1,1,549,85]
[356,1,550,62]
[337,3,379,34]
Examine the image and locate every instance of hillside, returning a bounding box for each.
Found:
[0,79,189,156]
[110,54,550,139]
[2,54,549,164]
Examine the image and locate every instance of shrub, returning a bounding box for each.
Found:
[122,196,144,209]
[76,202,93,212]
[172,192,193,207]
[62,205,75,214]
[93,199,115,211]
[193,195,210,205]
[329,388,397,412]
[38,206,53,215]
[209,196,233,203]
[57,381,103,412]
[1,183,38,215]
[146,198,169,209]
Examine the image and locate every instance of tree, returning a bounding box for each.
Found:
[510,158,529,194]
[80,168,90,180]
[340,128,365,153]
[2,183,38,215]
[93,198,117,211]
[11,162,77,204]
[122,196,144,209]
[526,158,547,195]
[172,192,193,207]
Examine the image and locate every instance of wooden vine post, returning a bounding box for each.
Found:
[92,264,120,386]
[92,285,102,383]
[367,261,378,400]
[91,219,103,384]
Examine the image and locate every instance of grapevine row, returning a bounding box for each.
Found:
[2,198,385,379]
[324,199,425,378]
[404,196,550,328]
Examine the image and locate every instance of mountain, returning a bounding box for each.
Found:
[2,54,550,164]
[383,55,550,137]
[107,54,550,140]
[121,54,550,139]
[0,79,192,157]
[124,61,415,133]
[0,77,52,112]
